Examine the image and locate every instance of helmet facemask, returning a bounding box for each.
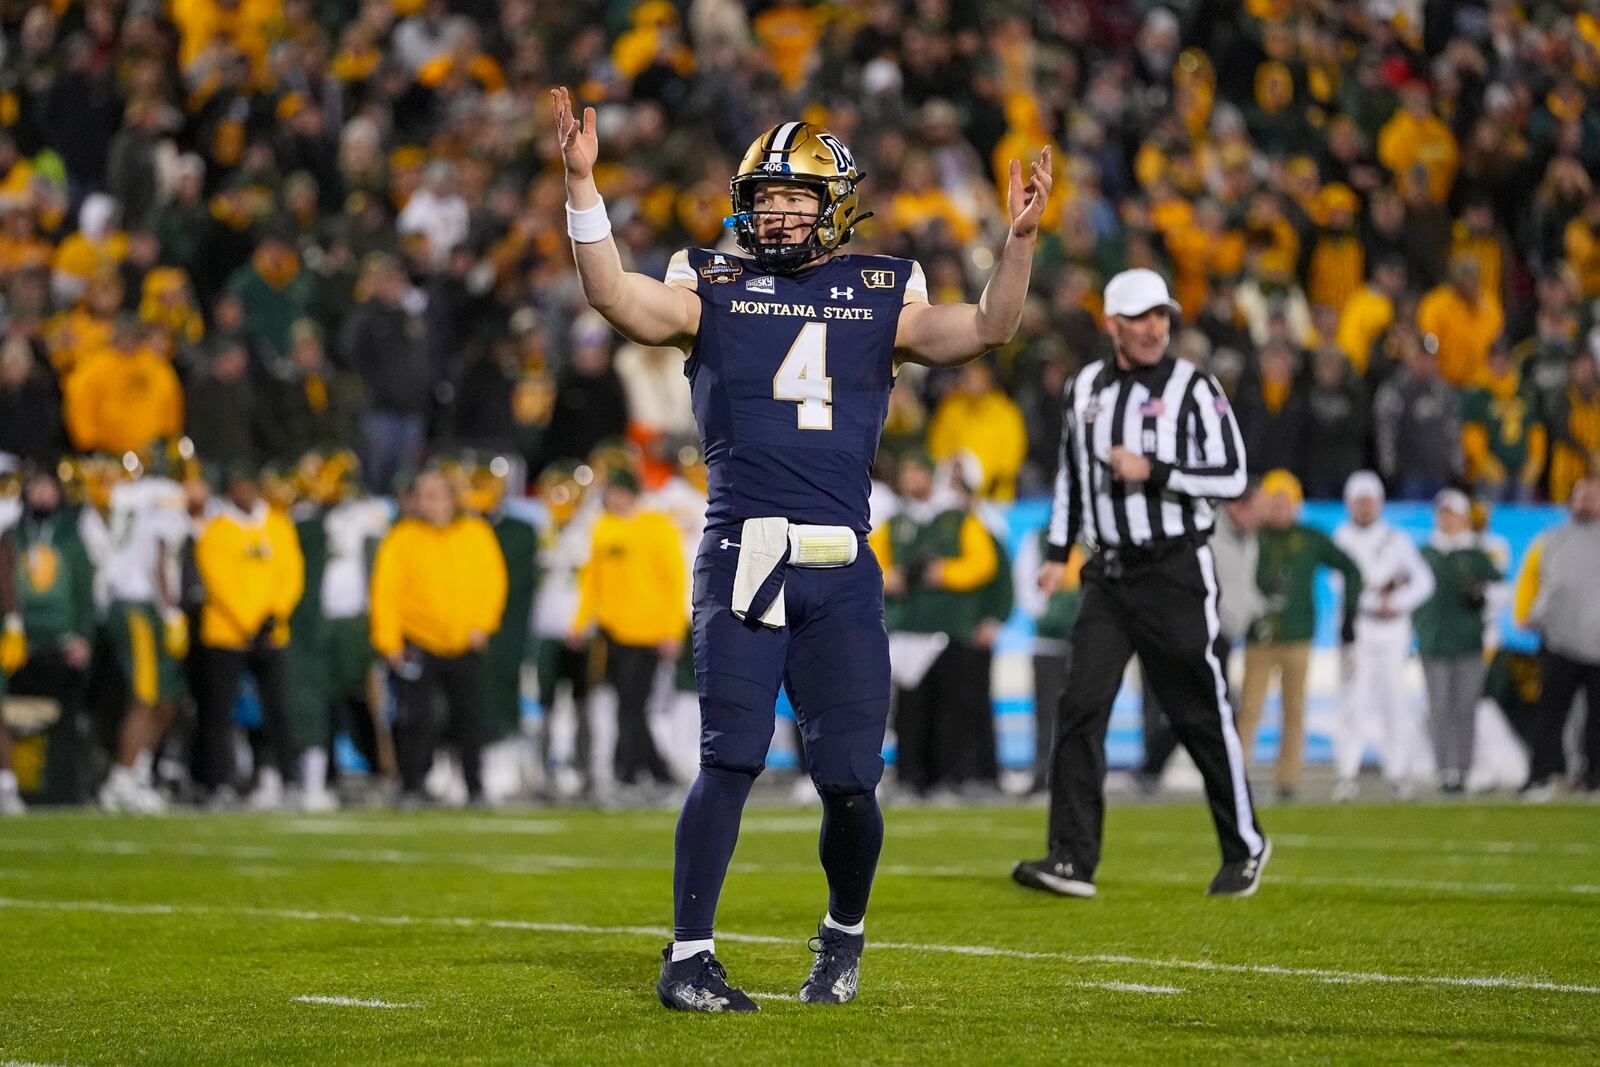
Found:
[729,176,853,274]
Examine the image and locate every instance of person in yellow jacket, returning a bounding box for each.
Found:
[1336,257,1406,374]
[572,468,686,790]
[1377,80,1459,204]
[1547,347,1600,504]
[370,468,507,805]
[926,357,1028,501]
[63,317,183,455]
[1416,258,1505,387]
[194,466,304,806]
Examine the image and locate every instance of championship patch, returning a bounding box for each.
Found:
[699,254,744,284]
[861,268,895,289]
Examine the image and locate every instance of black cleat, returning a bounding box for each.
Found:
[1011,857,1097,898]
[656,947,759,1013]
[1207,839,1272,898]
[799,923,863,1004]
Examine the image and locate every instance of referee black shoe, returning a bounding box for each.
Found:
[799,923,863,1004]
[657,947,759,1013]
[1012,857,1097,898]
[1206,839,1272,898]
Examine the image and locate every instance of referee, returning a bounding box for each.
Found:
[1013,268,1270,899]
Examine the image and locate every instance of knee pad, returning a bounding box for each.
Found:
[807,735,885,795]
[697,691,776,777]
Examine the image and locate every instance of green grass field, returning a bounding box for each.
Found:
[1,798,1598,1065]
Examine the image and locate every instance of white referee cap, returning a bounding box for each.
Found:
[1103,268,1181,318]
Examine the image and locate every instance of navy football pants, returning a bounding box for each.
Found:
[691,527,890,794]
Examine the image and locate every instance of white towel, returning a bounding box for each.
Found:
[731,517,789,628]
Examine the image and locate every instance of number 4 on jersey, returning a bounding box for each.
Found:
[773,322,832,430]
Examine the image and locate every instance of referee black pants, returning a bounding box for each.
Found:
[1047,544,1264,874]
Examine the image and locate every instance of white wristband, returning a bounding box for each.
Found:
[566,196,612,243]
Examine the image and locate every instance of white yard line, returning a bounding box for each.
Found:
[749,991,803,1002]
[1,837,1594,898]
[280,818,567,837]
[1069,981,1185,995]
[0,896,1595,997]
[291,995,418,1009]
[1132,830,1600,858]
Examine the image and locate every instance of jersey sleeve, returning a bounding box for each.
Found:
[664,249,698,291]
[903,260,928,305]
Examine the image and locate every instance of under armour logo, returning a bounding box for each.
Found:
[831,286,854,300]
[720,538,741,551]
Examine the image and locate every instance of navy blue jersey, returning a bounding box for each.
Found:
[665,248,927,534]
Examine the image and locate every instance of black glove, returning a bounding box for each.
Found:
[1340,617,1356,646]
[903,555,933,591]
[1463,581,1488,611]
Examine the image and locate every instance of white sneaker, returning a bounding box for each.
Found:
[300,787,339,814]
[1332,779,1359,804]
[99,769,167,814]
[248,769,285,812]
[0,786,26,816]
[1520,780,1558,804]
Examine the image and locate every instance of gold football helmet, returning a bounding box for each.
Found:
[728,121,870,273]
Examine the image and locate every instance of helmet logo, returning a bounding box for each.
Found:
[817,133,856,174]
[757,160,791,174]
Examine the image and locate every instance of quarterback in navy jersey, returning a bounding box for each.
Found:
[552,87,1051,1012]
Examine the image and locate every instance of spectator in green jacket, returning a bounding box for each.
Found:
[872,450,998,800]
[2,469,95,806]
[1238,469,1363,799]
[1416,489,1503,793]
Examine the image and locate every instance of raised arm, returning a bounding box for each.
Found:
[895,147,1053,368]
[552,87,700,349]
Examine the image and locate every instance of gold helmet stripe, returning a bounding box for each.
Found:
[764,121,806,164]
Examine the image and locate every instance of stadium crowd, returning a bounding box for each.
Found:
[1,0,1599,811]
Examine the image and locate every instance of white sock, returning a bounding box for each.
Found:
[670,938,715,962]
[823,913,864,936]
[110,765,137,787]
[132,749,154,785]
[0,769,17,793]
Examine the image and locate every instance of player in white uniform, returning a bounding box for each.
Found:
[1332,471,1436,800]
[532,461,598,798]
[84,455,191,813]
[308,468,392,809]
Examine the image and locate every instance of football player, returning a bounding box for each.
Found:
[552,87,1050,1011]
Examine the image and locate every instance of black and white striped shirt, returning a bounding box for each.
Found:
[1046,355,1247,561]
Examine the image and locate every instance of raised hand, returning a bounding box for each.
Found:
[1008,144,1053,240]
[551,86,598,182]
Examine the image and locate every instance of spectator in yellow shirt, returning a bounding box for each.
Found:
[51,193,127,305]
[927,357,1027,501]
[63,317,183,455]
[573,468,686,789]
[1563,193,1600,300]
[890,153,979,247]
[1377,80,1459,204]
[194,465,305,805]
[370,469,508,805]
[1337,257,1406,373]
[1416,258,1504,387]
